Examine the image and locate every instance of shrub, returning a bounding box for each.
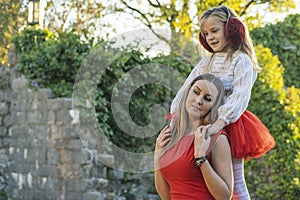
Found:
[251,14,300,88]
[13,28,93,97]
[246,45,300,199]
[95,51,193,152]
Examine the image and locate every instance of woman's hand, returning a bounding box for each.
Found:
[155,126,172,154]
[194,125,211,158]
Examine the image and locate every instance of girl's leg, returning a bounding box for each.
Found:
[232,157,250,200]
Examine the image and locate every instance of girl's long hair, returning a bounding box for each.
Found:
[200,5,261,72]
[160,74,225,158]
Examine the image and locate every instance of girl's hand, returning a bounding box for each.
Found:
[194,125,211,158]
[155,126,172,153]
[206,118,226,137]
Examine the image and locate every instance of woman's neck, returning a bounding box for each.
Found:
[187,119,204,135]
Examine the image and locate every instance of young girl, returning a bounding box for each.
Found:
[170,5,275,200]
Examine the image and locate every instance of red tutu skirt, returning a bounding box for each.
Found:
[226,110,276,161]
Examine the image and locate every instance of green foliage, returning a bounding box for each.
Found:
[250,17,300,199]
[247,45,300,199]
[95,51,193,152]
[13,27,194,152]
[13,28,93,97]
[0,191,7,200]
[45,0,106,39]
[251,14,300,88]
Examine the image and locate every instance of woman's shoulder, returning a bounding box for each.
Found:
[212,130,229,142]
[215,134,229,144]
[219,129,229,137]
[211,132,230,151]
[212,129,228,136]
[206,130,229,154]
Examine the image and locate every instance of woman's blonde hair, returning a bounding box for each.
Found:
[200,5,261,72]
[160,74,225,157]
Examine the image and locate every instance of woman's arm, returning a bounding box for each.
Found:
[154,126,172,200]
[201,135,233,200]
[194,128,233,200]
[154,167,171,200]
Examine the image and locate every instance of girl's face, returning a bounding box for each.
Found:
[185,80,218,121]
[201,16,230,52]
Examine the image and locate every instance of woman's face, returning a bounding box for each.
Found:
[201,15,230,52]
[185,79,218,120]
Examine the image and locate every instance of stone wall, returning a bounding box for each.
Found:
[0,66,158,200]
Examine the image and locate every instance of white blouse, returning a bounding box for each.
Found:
[170,51,257,125]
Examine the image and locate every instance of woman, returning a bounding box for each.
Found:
[154,74,233,199]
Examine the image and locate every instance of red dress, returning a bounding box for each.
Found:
[226,110,276,161]
[159,131,228,200]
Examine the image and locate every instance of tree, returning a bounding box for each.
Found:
[0,0,27,66]
[114,0,296,41]
[44,0,107,40]
[251,14,300,88]
[12,28,93,97]
[246,45,300,199]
